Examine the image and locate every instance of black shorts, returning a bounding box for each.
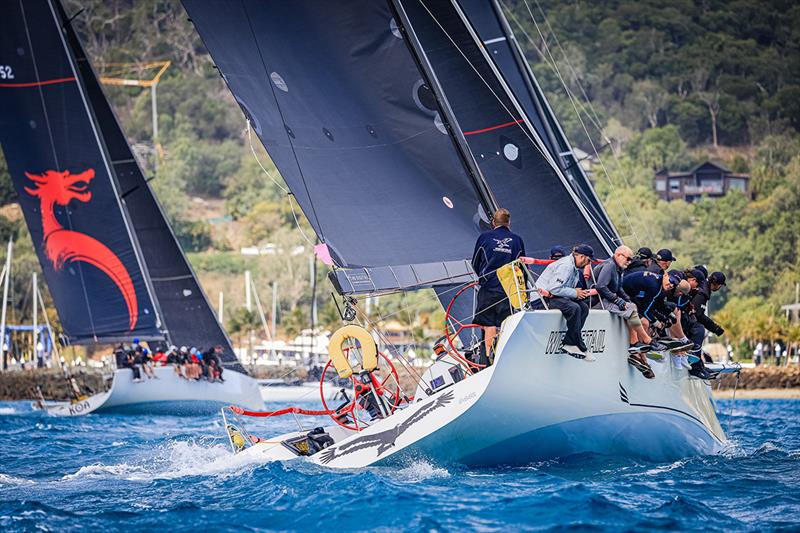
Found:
[473,288,511,327]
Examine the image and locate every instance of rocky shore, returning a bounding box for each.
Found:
[0,365,799,402]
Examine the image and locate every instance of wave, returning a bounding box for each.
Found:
[61,438,269,482]
[0,473,34,486]
[385,459,451,483]
[0,407,19,415]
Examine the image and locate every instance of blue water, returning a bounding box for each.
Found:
[1,399,798,532]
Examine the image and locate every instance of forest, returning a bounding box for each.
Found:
[0,0,798,359]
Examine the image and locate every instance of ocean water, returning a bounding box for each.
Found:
[0,399,798,532]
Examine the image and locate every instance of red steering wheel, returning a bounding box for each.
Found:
[319,347,402,431]
[443,281,487,371]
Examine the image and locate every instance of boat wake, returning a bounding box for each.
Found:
[62,438,270,482]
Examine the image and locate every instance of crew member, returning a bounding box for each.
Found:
[592,246,665,372]
[622,270,691,333]
[550,245,568,261]
[529,244,595,361]
[683,271,727,378]
[471,208,526,360]
[625,247,654,275]
[648,249,676,275]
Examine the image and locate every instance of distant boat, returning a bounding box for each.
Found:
[182,0,728,468]
[0,0,262,415]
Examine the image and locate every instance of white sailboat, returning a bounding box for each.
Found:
[181,0,728,467]
[0,0,264,415]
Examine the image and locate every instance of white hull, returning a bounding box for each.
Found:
[237,310,725,468]
[38,366,264,416]
[260,381,343,403]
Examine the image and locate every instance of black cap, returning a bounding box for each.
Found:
[709,271,727,286]
[686,268,706,283]
[636,247,653,260]
[573,244,595,259]
[656,248,676,262]
[550,245,568,259]
[693,265,709,278]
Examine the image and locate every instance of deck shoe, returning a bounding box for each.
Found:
[627,355,655,379]
[649,340,669,352]
[562,344,592,361]
[628,342,651,354]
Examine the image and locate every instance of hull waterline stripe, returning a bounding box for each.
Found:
[463,119,524,136]
[0,77,76,88]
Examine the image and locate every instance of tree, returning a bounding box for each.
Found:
[631,79,669,129]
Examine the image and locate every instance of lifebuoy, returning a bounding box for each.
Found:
[328,324,378,378]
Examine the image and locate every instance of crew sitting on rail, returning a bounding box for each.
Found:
[526,244,595,361]
[471,207,526,362]
[681,271,727,379]
[591,246,667,378]
[622,270,691,347]
[647,248,676,276]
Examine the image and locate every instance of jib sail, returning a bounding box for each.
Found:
[458,0,620,249]
[0,0,162,343]
[396,0,610,258]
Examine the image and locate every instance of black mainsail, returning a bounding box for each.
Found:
[183,0,613,299]
[0,0,243,371]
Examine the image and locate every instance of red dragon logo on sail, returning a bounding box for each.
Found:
[24,169,138,330]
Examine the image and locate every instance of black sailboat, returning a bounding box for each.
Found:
[0,0,261,414]
[183,0,726,468]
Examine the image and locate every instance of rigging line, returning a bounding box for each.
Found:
[416,0,617,249]
[516,0,651,248]
[245,119,317,248]
[241,1,325,245]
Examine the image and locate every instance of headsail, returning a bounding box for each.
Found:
[182,0,492,294]
[458,0,620,249]
[0,0,162,343]
[53,2,244,372]
[396,0,610,258]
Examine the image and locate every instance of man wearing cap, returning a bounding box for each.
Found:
[648,249,676,275]
[622,270,691,333]
[528,244,595,361]
[472,208,526,360]
[593,246,667,353]
[549,245,567,261]
[683,271,727,376]
[625,247,654,275]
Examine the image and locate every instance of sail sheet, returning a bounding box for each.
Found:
[54,2,244,372]
[397,0,609,259]
[182,0,491,288]
[457,0,620,248]
[0,0,162,343]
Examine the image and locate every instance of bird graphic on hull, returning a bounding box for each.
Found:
[24,169,139,330]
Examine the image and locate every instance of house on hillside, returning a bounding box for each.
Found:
[654,161,751,202]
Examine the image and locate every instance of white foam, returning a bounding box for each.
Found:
[0,473,34,486]
[386,460,451,483]
[62,439,267,482]
[642,459,688,476]
[0,407,18,415]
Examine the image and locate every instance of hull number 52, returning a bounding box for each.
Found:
[0,66,14,79]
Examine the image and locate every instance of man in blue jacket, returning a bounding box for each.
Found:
[531,244,595,361]
[471,208,526,358]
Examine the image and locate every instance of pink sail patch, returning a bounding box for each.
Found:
[314,243,334,266]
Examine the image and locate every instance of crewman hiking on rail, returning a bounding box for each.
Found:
[591,246,666,378]
[682,271,727,379]
[527,244,595,361]
[625,247,654,275]
[471,208,526,362]
[647,248,676,276]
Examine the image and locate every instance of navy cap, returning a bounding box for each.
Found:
[693,265,709,278]
[573,244,595,259]
[636,247,654,260]
[709,271,727,286]
[656,248,676,262]
[667,273,682,286]
[550,245,568,259]
[686,268,706,283]
[668,269,685,280]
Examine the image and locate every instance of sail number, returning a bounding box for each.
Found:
[0,66,14,80]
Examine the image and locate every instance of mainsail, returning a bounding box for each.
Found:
[182,0,494,295]
[184,0,613,299]
[0,0,243,371]
[458,0,620,249]
[0,0,162,343]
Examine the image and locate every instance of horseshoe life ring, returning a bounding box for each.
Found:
[328,324,378,378]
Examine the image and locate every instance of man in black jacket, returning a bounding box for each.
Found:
[624,247,653,276]
[684,272,726,364]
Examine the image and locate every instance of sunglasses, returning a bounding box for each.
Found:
[617,253,633,262]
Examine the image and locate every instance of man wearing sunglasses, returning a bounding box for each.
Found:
[593,246,666,379]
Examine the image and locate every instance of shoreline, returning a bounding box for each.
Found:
[712,388,800,399]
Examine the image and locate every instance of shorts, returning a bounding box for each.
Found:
[598,301,641,326]
[473,288,511,327]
